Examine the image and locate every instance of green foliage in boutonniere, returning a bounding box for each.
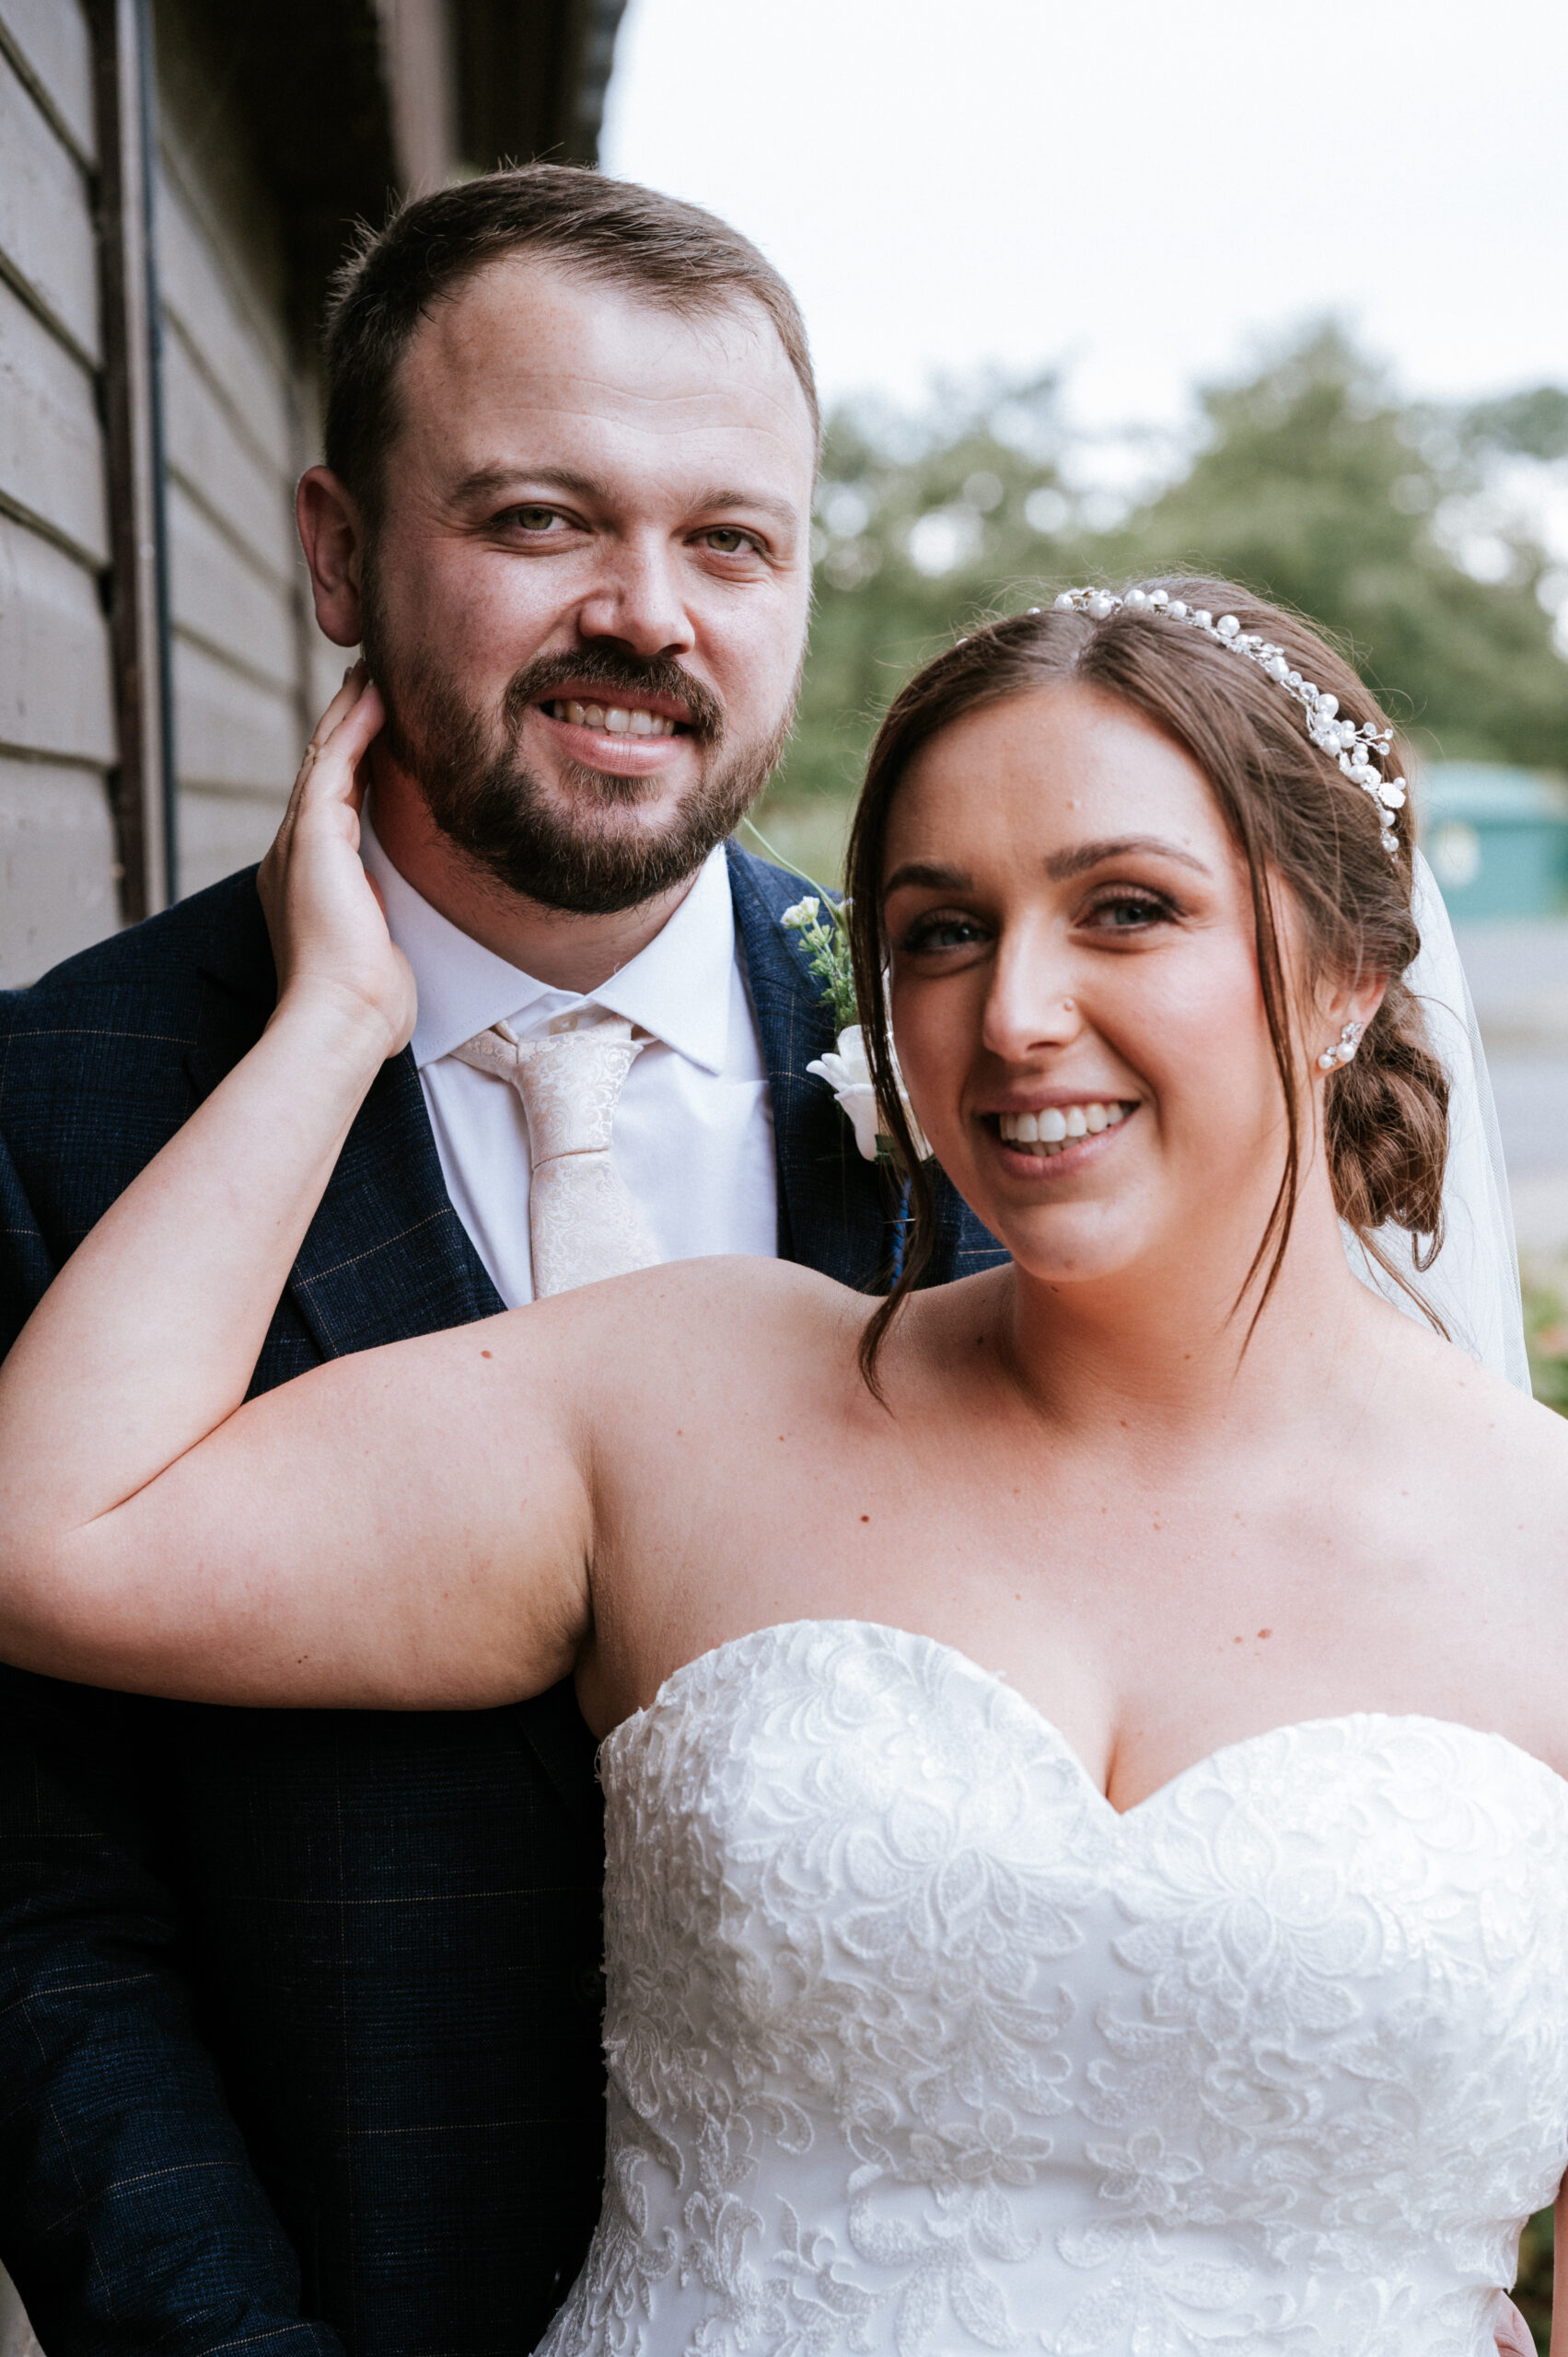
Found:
[747,821,931,1166]
[780,893,858,1034]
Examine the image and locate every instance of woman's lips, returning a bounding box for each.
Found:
[998,1099,1131,1153]
[991,1100,1138,1169]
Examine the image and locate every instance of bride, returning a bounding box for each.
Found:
[1,578,1565,2356]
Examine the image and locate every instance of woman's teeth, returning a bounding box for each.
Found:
[998,1102,1130,1155]
[549,700,679,737]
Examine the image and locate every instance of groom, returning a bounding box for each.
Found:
[0,170,1004,2355]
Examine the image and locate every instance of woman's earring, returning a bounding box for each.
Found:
[1318,1020,1365,1072]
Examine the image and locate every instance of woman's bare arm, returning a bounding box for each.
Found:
[0,674,592,1707]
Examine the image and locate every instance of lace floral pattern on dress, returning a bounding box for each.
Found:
[534,1621,1568,2357]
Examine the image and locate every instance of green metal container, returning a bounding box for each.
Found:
[1419,762,1568,920]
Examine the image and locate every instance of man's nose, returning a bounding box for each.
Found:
[981,928,1084,1062]
[575,539,694,659]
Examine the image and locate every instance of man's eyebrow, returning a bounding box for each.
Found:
[451,464,602,505]
[689,485,799,532]
[1045,836,1211,881]
[448,467,798,532]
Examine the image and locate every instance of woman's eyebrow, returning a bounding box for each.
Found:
[882,861,975,895]
[883,840,1211,897]
[1045,836,1212,880]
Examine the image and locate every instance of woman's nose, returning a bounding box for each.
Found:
[981,934,1084,1062]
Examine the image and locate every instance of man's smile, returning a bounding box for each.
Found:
[545,697,685,738]
[534,688,698,776]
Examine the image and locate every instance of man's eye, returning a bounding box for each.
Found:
[510,506,563,532]
[700,527,754,553]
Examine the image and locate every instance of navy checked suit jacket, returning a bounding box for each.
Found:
[0,844,1006,2357]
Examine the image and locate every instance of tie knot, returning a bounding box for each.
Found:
[451,1016,646,1162]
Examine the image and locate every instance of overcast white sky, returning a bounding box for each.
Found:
[601,0,1568,448]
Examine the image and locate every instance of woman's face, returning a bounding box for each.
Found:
[883,682,1301,1292]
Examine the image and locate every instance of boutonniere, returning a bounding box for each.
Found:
[780,894,931,1165]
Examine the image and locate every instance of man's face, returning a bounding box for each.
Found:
[357,255,817,911]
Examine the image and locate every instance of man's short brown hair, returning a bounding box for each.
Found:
[322,164,819,520]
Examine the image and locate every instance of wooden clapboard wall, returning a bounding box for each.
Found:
[0,0,119,985]
[0,0,625,985]
[0,0,345,983]
[152,0,341,901]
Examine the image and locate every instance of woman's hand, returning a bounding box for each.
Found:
[0,673,426,1619]
[257,667,415,1059]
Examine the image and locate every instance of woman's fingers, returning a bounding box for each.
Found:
[257,668,413,1057]
[276,665,374,842]
[296,679,385,826]
[1493,2295,1534,2356]
[314,659,372,749]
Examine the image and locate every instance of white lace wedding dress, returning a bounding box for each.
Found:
[535,1620,1568,2357]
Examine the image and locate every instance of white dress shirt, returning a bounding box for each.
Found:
[361,820,779,1307]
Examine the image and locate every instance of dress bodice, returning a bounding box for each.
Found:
[536,1620,1568,2356]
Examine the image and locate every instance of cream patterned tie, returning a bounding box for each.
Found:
[450,1014,661,1296]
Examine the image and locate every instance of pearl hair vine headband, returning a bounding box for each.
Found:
[1044,586,1408,858]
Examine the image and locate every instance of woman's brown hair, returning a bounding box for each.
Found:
[846,577,1450,1383]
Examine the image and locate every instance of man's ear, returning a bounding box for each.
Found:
[297,467,366,649]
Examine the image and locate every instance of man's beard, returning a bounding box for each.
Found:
[361,586,796,916]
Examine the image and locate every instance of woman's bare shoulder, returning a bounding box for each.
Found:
[1388,1325,1568,1598]
[1395,1321,1564,1467]
[477,1255,869,1406]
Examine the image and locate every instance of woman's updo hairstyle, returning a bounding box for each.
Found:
[846,575,1450,1376]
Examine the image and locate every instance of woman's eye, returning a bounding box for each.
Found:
[1086,893,1172,933]
[901,911,989,954]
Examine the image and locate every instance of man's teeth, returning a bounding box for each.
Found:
[998,1103,1130,1155]
[549,700,679,737]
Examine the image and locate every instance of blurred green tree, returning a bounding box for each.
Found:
[759,326,1568,877]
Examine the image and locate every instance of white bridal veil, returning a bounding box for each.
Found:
[1343,849,1530,1392]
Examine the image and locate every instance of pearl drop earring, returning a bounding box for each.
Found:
[1318,1021,1364,1073]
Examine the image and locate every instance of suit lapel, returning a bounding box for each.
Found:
[726,843,893,1291]
[189,876,503,1359]
[286,1049,505,1357]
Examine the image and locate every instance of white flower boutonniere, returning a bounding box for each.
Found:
[780,893,931,1165]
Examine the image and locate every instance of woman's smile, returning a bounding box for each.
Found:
[987,1098,1140,1175]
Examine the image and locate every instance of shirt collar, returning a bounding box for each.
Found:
[360,817,738,1076]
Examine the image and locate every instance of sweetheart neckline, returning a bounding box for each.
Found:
[608,1616,1568,1820]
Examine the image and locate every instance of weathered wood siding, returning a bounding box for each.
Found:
[0,0,119,983]
[0,0,344,981]
[0,28,113,2331]
[153,0,341,900]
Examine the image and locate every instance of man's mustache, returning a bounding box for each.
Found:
[500,652,726,747]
